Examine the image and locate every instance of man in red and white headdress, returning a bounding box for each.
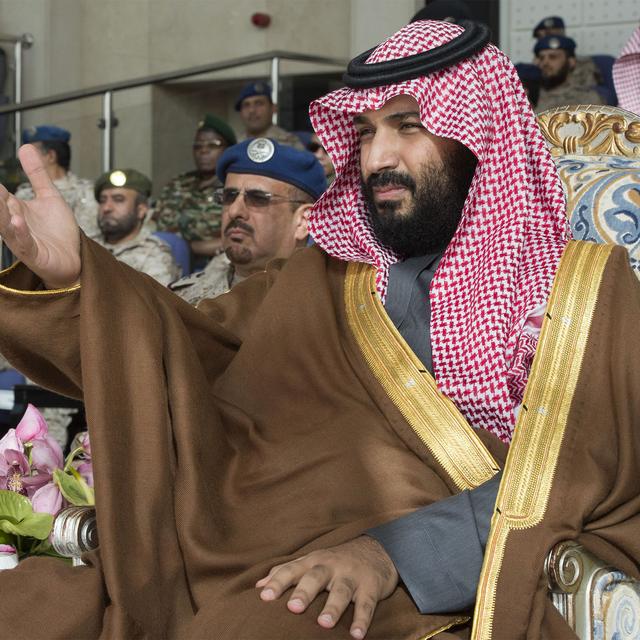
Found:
[0,19,638,640]
[613,24,640,115]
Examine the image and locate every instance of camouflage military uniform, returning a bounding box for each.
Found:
[241,125,305,151]
[15,171,100,239]
[170,253,246,305]
[154,172,223,242]
[96,227,181,286]
[572,57,602,87]
[535,81,605,113]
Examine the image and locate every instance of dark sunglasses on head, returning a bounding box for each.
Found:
[213,187,307,208]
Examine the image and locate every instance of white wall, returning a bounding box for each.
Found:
[350,0,419,56]
[500,0,639,63]
[0,0,354,183]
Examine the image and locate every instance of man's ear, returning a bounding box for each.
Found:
[292,203,311,243]
[44,148,57,166]
[136,200,150,222]
[568,56,577,71]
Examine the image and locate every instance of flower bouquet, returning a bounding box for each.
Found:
[0,404,93,560]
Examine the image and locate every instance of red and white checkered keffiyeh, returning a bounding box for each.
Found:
[308,20,570,441]
[613,25,640,116]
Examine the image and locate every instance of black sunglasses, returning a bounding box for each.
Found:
[214,187,307,208]
[306,142,324,153]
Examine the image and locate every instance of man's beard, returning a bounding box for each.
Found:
[98,212,140,243]
[541,60,571,89]
[362,145,477,258]
[223,218,255,265]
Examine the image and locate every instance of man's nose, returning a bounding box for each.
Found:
[362,132,400,176]
[226,193,248,219]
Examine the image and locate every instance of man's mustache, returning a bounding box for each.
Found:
[224,219,254,236]
[365,170,416,193]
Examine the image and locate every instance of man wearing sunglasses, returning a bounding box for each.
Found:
[170,137,325,305]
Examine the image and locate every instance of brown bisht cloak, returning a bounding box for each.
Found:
[0,237,636,639]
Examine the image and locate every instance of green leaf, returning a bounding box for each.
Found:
[53,469,94,506]
[0,490,53,540]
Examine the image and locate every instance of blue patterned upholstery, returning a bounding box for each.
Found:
[554,155,640,276]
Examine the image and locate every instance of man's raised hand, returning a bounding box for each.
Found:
[0,144,81,289]
[256,536,399,639]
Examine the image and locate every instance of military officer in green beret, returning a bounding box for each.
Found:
[95,169,180,286]
[154,115,237,266]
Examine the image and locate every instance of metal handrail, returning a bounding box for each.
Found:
[0,49,346,171]
[0,50,346,116]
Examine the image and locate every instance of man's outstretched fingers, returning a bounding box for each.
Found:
[316,577,356,629]
[349,592,378,639]
[286,564,331,613]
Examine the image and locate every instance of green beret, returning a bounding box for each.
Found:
[197,114,237,146]
[94,169,152,201]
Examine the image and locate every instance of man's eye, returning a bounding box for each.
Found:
[356,127,374,139]
[400,122,422,131]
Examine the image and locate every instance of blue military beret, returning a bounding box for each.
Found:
[534,35,576,57]
[22,124,71,144]
[533,16,565,37]
[217,138,327,200]
[235,81,272,111]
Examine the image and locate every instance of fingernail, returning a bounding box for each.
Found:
[260,588,275,601]
[318,613,334,626]
[288,598,304,611]
[351,628,364,639]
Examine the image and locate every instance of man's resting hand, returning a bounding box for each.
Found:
[0,145,81,289]
[256,535,399,639]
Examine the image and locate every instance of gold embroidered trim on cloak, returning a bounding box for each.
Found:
[471,240,613,640]
[418,615,470,640]
[0,261,80,295]
[344,262,498,492]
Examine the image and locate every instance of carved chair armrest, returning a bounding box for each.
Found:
[51,505,98,566]
[545,540,640,639]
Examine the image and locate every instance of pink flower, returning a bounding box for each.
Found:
[76,461,94,488]
[30,436,64,474]
[15,404,49,442]
[0,448,49,496]
[79,432,91,457]
[31,482,63,515]
[0,429,22,461]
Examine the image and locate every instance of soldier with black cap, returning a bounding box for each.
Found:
[532,15,603,89]
[534,35,605,112]
[236,81,304,150]
[95,168,180,286]
[15,125,99,239]
[155,114,237,264]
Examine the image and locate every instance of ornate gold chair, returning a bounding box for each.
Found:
[538,104,640,639]
[538,104,640,278]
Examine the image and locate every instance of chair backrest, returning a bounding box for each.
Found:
[591,54,618,104]
[152,231,191,276]
[537,104,640,278]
